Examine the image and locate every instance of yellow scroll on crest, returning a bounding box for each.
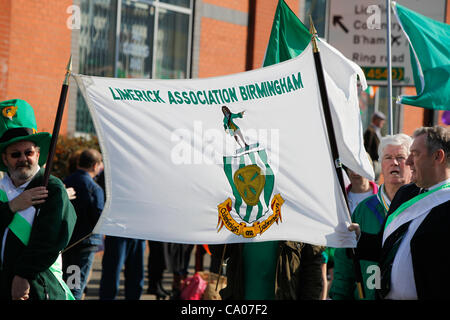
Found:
[217,194,284,238]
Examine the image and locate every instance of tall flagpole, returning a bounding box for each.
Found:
[34,56,72,220]
[42,56,89,256]
[42,56,72,187]
[309,17,365,299]
[386,0,393,134]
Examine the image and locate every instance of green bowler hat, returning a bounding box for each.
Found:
[0,99,51,172]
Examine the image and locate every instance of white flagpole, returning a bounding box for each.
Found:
[386,0,393,134]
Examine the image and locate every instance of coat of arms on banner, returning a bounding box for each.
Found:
[217,106,284,238]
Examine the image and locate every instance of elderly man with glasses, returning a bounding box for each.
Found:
[349,126,450,300]
[330,133,412,300]
[0,99,76,300]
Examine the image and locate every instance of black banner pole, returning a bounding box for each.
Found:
[309,17,365,299]
[42,56,72,187]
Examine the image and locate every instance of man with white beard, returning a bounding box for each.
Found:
[0,99,76,300]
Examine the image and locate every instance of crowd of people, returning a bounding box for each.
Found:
[0,99,448,300]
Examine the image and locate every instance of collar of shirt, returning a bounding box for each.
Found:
[426,178,450,192]
[2,165,40,198]
[377,184,391,214]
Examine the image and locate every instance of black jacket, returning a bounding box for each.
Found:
[0,169,77,300]
[363,125,380,161]
[356,183,450,299]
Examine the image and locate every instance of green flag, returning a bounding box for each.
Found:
[393,2,450,110]
[246,0,312,300]
[262,0,311,67]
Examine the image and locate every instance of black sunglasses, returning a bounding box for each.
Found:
[8,150,36,159]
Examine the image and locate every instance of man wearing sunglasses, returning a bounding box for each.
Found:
[0,99,76,300]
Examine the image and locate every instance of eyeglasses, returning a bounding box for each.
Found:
[383,155,407,162]
[8,149,36,159]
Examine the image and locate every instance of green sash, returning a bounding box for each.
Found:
[384,183,450,230]
[9,213,32,246]
[0,189,75,300]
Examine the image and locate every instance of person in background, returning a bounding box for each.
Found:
[345,162,378,214]
[330,133,412,300]
[99,235,146,300]
[147,241,169,299]
[325,156,378,298]
[350,126,449,299]
[219,241,324,300]
[167,243,194,300]
[62,148,104,300]
[320,247,335,299]
[364,111,386,182]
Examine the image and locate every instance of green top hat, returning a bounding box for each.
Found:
[0,99,51,172]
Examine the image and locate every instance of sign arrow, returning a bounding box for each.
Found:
[333,15,349,33]
[391,34,402,46]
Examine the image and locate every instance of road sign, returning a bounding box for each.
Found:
[327,0,446,86]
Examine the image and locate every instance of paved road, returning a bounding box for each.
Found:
[83,245,211,300]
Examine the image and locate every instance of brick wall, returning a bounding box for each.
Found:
[401,80,448,134]
[197,1,249,78]
[0,0,72,134]
[203,0,248,12]
[0,0,11,101]
[198,17,248,78]
[197,0,301,77]
[401,87,424,135]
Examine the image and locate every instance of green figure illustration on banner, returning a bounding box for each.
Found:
[217,106,283,238]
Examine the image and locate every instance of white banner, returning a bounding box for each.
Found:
[74,42,367,248]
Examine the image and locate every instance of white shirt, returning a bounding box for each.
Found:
[348,190,374,213]
[0,166,40,262]
[386,178,450,299]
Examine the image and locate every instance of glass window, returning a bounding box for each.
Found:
[76,0,117,133]
[160,0,191,9]
[119,1,155,78]
[75,0,193,134]
[154,8,190,79]
[304,0,327,38]
[78,0,117,77]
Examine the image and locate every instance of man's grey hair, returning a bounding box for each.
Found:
[378,133,413,160]
[413,125,450,166]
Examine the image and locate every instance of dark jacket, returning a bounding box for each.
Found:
[363,125,380,161]
[356,183,450,299]
[0,168,77,300]
[64,169,104,247]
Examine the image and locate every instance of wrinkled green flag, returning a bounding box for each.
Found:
[247,0,312,301]
[393,2,450,110]
[262,0,311,67]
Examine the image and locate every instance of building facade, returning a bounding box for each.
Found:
[0,0,448,137]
